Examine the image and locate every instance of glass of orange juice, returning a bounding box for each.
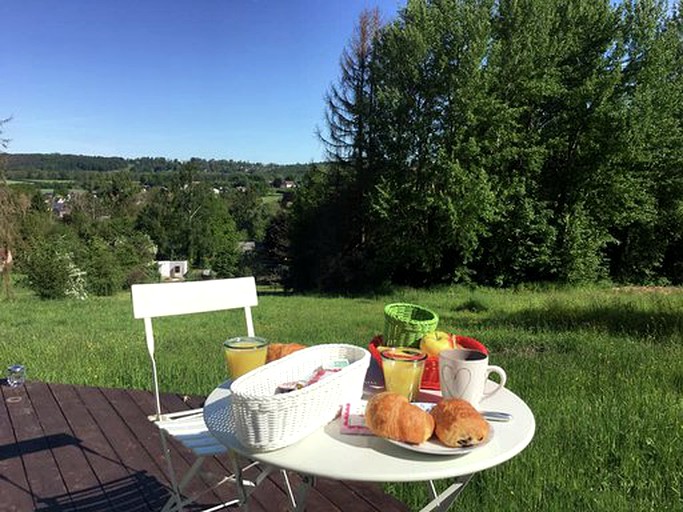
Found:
[380,347,427,401]
[223,337,268,379]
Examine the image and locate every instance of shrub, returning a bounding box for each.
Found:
[84,238,124,296]
[22,237,87,300]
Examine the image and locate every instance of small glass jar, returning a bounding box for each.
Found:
[6,364,26,388]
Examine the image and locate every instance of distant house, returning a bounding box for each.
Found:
[157,260,188,280]
[51,196,71,219]
[282,180,296,189]
[238,241,256,253]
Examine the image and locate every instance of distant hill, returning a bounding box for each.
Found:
[2,153,319,180]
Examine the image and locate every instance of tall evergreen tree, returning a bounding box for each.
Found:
[289,10,384,291]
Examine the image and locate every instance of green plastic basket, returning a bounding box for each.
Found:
[383,303,439,347]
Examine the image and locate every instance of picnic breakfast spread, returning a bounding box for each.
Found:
[222,302,507,455]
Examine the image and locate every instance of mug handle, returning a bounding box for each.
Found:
[483,365,507,400]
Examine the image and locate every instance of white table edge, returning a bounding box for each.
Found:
[203,380,536,483]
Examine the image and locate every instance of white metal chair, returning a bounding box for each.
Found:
[131,277,293,512]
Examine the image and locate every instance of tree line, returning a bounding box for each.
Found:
[1,0,681,298]
[0,161,281,299]
[3,153,312,186]
[287,0,682,291]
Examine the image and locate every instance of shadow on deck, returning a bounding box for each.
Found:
[0,381,408,512]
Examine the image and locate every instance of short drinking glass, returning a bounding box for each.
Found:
[223,337,268,379]
[6,364,26,387]
[380,347,427,401]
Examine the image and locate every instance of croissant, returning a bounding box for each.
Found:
[266,343,306,363]
[365,392,435,444]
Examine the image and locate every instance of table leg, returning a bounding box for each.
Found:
[292,474,316,511]
[420,474,474,512]
[228,451,251,510]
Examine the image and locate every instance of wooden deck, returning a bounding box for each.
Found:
[0,381,409,512]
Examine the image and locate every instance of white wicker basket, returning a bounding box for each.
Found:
[229,343,370,452]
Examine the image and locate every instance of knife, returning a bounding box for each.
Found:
[482,411,513,422]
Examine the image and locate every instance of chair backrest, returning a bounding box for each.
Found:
[131,277,258,418]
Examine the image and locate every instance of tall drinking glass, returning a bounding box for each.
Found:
[223,337,268,379]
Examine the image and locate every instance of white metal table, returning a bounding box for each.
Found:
[204,379,535,511]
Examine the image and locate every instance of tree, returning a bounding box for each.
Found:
[606,0,683,283]
[136,164,240,271]
[319,8,381,167]
[225,186,270,241]
[470,0,624,284]
[22,234,87,300]
[0,118,13,297]
[0,118,33,298]
[289,10,384,292]
[0,116,10,154]
[257,210,291,286]
[368,0,496,284]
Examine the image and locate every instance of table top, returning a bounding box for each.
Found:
[204,378,535,483]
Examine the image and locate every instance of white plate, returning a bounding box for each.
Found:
[386,426,493,455]
[386,402,494,455]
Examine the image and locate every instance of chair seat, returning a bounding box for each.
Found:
[152,408,228,457]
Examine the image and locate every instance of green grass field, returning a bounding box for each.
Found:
[2,282,681,511]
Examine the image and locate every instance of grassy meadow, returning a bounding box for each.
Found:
[2,282,681,511]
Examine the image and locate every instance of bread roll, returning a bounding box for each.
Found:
[266,343,306,363]
[430,399,489,448]
[365,392,435,444]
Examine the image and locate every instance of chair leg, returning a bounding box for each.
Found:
[163,454,250,512]
[159,433,242,512]
[159,429,184,512]
[282,470,296,509]
[159,431,277,512]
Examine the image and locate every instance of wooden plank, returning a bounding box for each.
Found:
[73,385,169,511]
[24,381,101,500]
[48,383,136,512]
[128,386,240,509]
[285,472,345,511]
[314,477,379,512]
[250,467,297,512]
[100,387,171,484]
[342,480,411,512]
[2,382,411,512]
[0,384,35,511]
[3,382,71,509]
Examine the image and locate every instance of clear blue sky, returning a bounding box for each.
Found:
[1,0,403,164]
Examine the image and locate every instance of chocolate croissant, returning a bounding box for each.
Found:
[430,398,489,448]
